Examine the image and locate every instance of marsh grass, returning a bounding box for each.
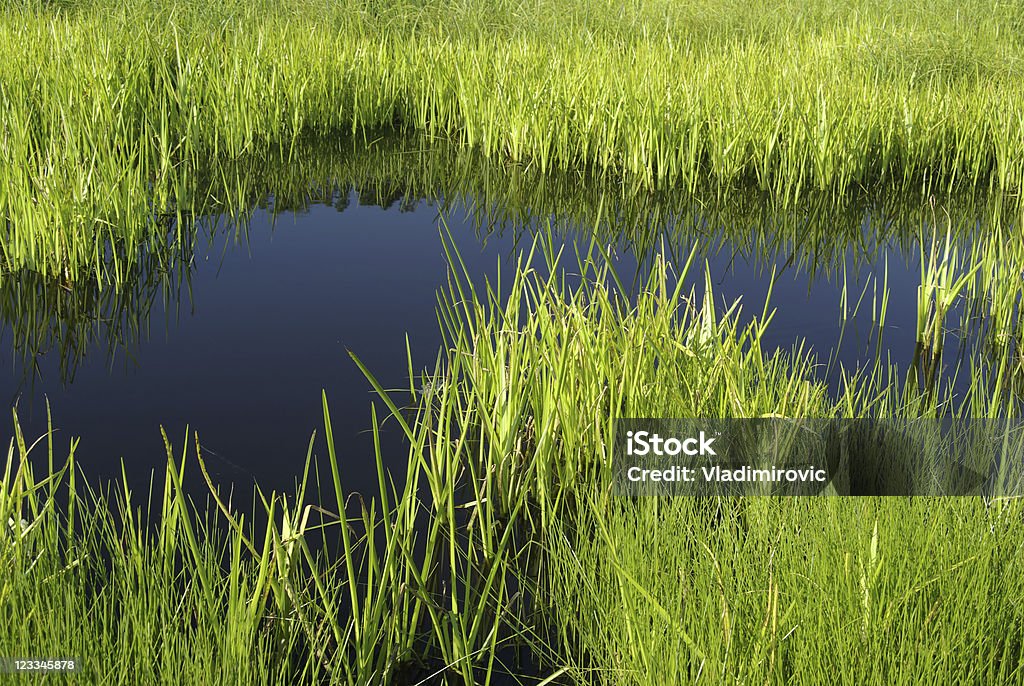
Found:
[541,495,1024,685]
[414,230,1024,682]
[4,1,1024,681]
[3,0,1024,281]
[4,234,1024,683]
[0,414,306,684]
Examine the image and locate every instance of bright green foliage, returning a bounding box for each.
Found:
[6,239,1020,684]
[544,496,1024,685]
[3,0,1024,279]
[3,2,1024,678]
[0,417,305,685]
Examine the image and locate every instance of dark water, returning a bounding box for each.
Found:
[0,141,987,504]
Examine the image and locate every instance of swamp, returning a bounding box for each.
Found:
[3,0,1024,684]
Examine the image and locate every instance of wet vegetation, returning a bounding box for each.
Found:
[4,0,1024,684]
[6,237,1024,683]
[4,0,1024,279]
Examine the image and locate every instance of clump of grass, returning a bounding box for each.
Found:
[412,232,1024,683]
[540,495,1024,685]
[0,412,310,684]
[916,225,981,355]
[5,235,1024,684]
[3,0,1024,281]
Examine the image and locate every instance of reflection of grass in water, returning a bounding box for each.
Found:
[0,223,197,388]
[6,237,1024,684]
[4,135,1024,395]
[3,0,1024,279]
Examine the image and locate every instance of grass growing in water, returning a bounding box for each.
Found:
[8,134,1023,398]
[3,0,1024,680]
[3,0,1024,280]
[4,238,1023,683]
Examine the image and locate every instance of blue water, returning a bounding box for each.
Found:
[0,187,944,504]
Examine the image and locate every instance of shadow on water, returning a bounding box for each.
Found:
[1,133,1021,505]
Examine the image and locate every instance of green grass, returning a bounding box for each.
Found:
[3,0,1024,281]
[542,496,1024,685]
[1,418,307,684]
[4,236,1023,684]
[4,1,1024,681]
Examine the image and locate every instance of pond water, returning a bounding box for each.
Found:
[0,139,994,504]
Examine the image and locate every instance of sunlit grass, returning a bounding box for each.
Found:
[4,236,1024,683]
[3,0,1024,281]
[3,1,1024,679]
[9,135,1020,390]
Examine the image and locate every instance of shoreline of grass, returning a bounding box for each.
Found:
[5,134,1021,395]
[4,239,1023,684]
[4,0,1024,280]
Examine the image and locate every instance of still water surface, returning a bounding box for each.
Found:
[0,180,952,502]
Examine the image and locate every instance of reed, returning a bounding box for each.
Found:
[5,233,1024,683]
[3,0,1024,282]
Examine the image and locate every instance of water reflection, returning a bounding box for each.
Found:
[3,236,195,391]
[0,134,1020,497]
